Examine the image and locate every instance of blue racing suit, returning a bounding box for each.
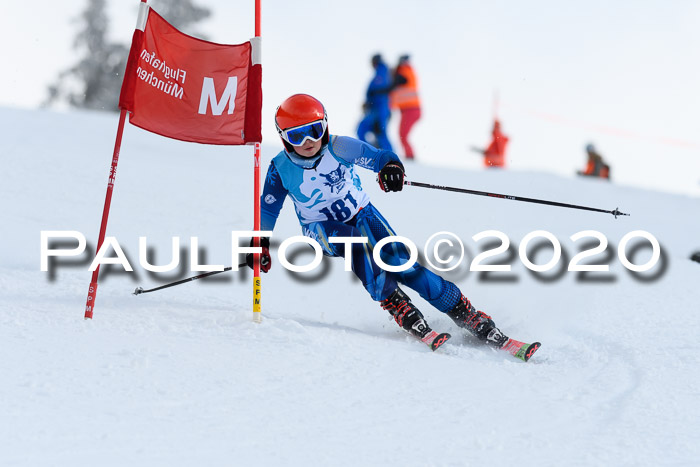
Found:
[260,135,461,311]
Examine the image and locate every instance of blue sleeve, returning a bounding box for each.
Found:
[329,135,402,172]
[260,160,288,232]
[367,64,392,95]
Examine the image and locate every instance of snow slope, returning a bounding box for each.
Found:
[1,107,699,466]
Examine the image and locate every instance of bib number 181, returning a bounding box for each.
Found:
[319,193,358,222]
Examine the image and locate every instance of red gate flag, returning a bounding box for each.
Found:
[85,0,264,320]
[119,7,262,145]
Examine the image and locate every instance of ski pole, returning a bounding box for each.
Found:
[133,262,248,295]
[403,180,630,218]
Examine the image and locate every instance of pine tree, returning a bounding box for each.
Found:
[45,0,128,112]
[46,0,212,112]
[149,0,212,39]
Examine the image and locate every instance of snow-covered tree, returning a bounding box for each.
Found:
[45,0,128,112]
[150,0,212,39]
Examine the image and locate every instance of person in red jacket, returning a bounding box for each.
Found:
[389,55,421,160]
[484,119,509,168]
[473,119,509,168]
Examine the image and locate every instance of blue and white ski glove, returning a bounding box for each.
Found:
[246,237,271,273]
[378,162,405,192]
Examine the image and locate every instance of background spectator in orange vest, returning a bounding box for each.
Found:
[577,143,611,180]
[472,119,509,168]
[389,55,421,160]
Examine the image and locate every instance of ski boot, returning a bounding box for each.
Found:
[380,288,451,350]
[445,294,508,348]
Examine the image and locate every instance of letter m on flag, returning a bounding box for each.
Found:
[199,77,239,116]
[118,7,261,145]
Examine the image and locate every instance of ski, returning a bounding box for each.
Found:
[420,331,452,351]
[414,329,539,359]
[500,338,541,362]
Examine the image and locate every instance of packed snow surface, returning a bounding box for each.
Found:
[1,108,699,466]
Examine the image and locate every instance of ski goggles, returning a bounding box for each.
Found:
[278,119,327,146]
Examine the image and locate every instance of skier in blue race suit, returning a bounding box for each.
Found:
[357,54,394,151]
[249,94,516,351]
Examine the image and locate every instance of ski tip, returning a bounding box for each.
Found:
[430,332,451,351]
[522,342,541,362]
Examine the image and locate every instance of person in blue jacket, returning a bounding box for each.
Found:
[249,94,516,351]
[357,54,394,151]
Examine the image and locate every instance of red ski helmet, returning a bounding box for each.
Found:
[275,94,329,151]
